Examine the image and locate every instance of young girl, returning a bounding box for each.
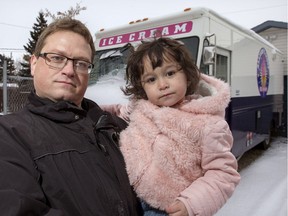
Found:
[102,37,240,216]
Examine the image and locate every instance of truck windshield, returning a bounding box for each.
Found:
[89,43,133,85]
[89,37,199,85]
[178,36,199,63]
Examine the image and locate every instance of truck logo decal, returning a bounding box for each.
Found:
[99,21,193,47]
[257,48,270,98]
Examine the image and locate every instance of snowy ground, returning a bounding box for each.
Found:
[215,136,287,216]
[85,69,128,105]
[85,73,287,216]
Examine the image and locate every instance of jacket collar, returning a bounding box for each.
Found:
[26,91,89,123]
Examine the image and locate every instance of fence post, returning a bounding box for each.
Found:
[3,60,7,115]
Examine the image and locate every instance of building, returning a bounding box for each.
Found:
[252,20,288,137]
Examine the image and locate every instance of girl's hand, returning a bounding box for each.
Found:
[165,200,189,216]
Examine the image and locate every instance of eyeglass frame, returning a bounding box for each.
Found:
[38,52,94,74]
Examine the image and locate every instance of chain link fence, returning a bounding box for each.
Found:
[0,70,98,114]
[0,76,34,114]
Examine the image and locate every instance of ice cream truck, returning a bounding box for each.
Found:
[87,7,284,158]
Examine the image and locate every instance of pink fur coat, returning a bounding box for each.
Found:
[103,74,240,216]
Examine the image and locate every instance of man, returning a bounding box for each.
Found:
[0,18,141,215]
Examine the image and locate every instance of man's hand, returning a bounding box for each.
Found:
[165,200,189,216]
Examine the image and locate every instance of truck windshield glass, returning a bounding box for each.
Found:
[89,37,199,85]
[89,43,132,85]
[178,37,199,62]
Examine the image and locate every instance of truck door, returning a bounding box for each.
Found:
[215,48,232,131]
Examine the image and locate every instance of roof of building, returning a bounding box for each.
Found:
[252,20,288,33]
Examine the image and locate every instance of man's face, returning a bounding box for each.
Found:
[30,30,92,107]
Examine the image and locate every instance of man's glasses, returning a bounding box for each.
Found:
[38,53,94,74]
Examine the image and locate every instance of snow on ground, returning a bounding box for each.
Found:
[85,73,287,216]
[85,69,128,105]
[215,136,287,216]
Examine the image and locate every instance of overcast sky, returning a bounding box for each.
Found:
[0,0,287,60]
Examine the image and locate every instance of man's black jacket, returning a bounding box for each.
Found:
[0,92,141,216]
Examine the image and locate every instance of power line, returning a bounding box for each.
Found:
[0,48,25,55]
[222,4,287,15]
[0,48,25,51]
[0,22,31,30]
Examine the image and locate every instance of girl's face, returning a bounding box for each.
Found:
[141,57,188,107]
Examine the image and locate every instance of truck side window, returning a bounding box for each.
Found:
[216,54,228,82]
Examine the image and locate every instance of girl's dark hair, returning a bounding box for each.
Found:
[123,37,200,99]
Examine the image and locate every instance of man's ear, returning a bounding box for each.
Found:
[30,55,37,76]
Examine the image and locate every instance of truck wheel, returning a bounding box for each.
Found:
[261,135,271,150]
[261,126,272,150]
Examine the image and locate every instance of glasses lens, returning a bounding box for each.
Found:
[45,53,66,69]
[74,60,93,74]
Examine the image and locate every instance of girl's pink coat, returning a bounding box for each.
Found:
[103,74,240,216]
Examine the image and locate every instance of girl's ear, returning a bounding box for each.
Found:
[186,79,193,95]
[187,79,192,87]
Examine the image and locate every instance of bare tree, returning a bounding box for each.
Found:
[44,2,87,20]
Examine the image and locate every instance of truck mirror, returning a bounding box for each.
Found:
[203,46,215,65]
